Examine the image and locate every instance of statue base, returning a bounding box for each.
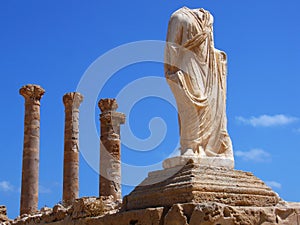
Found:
[163,155,234,169]
[123,163,280,211]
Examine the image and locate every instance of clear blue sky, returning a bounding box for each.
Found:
[1,0,300,219]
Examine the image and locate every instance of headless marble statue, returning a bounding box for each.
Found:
[164,7,234,169]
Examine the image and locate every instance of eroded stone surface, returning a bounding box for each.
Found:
[4,201,300,225]
[164,204,188,225]
[62,92,83,205]
[7,196,120,225]
[0,206,10,223]
[123,163,280,211]
[99,99,125,201]
[19,84,45,215]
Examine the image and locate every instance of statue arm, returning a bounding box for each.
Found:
[215,50,228,93]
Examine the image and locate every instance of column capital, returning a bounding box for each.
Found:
[19,84,45,101]
[63,92,84,109]
[99,99,125,125]
[100,111,126,125]
[98,98,118,113]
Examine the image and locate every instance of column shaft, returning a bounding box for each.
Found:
[98,99,125,201]
[19,84,45,215]
[62,92,83,205]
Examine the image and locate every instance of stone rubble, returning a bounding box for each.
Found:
[0,206,10,223]
[4,196,120,225]
[2,200,300,225]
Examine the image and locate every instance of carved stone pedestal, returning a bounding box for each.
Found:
[123,163,280,211]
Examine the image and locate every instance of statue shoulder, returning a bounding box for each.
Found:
[170,7,192,24]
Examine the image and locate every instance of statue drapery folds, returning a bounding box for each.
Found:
[164,7,233,162]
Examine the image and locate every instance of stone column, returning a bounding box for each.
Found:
[62,92,83,205]
[19,84,45,215]
[98,99,125,201]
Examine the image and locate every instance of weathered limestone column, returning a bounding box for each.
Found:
[19,84,45,215]
[62,92,83,205]
[98,99,125,201]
